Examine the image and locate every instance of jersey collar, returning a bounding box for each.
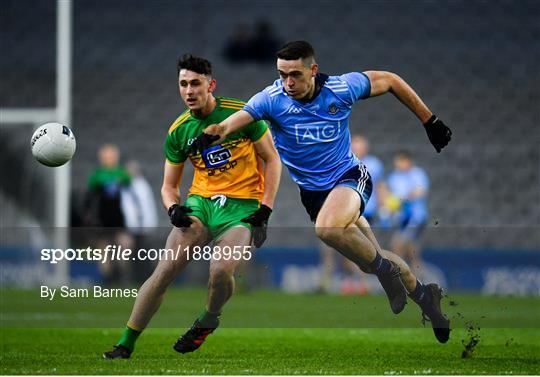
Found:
[295,73,329,104]
[189,96,218,120]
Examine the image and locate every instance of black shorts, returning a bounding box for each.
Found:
[299,164,373,222]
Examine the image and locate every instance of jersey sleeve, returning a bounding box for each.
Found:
[370,158,384,183]
[120,169,131,185]
[341,72,371,102]
[87,170,99,190]
[244,90,271,121]
[243,120,269,142]
[413,168,430,192]
[164,131,187,164]
[387,173,402,197]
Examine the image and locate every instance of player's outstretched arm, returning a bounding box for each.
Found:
[253,131,282,209]
[241,131,282,248]
[212,109,255,139]
[161,161,193,228]
[365,71,432,123]
[364,71,452,153]
[161,161,184,209]
[191,110,255,153]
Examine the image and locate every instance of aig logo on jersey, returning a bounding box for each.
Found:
[202,144,232,168]
[295,121,341,145]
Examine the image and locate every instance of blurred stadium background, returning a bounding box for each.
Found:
[1,0,539,295]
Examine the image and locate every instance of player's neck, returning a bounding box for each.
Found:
[308,81,317,100]
[302,79,316,102]
[191,96,217,118]
[298,76,321,103]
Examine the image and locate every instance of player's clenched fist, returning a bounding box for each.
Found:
[189,124,225,154]
[241,204,272,248]
[168,204,194,228]
[189,132,220,154]
[423,115,452,153]
[203,123,225,137]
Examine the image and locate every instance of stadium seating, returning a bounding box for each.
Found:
[1,0,538,249]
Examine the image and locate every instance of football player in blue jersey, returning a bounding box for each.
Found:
[351,135,384,224]
[192,41,452,343]
[387,151,430,275]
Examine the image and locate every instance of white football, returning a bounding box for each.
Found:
[31,122,76,167]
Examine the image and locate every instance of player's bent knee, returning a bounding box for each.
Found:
[208,265,234,288]
[315,226,343,246]
[151,262,182,288]
[315,212,351,231]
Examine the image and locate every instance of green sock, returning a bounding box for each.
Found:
[198,309,220,328]
[117,325,141,352]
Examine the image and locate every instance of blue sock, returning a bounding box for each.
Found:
[409,280,431,308]
[369,252,392,275]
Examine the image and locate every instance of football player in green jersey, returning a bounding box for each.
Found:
[104,55,281,359]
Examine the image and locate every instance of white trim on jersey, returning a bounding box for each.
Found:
[326,82,349,92]
[327,78,345,83]
[268,84,283,97]
[326,83,348,88]
[268,86,282,95]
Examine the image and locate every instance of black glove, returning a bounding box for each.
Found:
[423,115,452,153]
[241,204,272,248]
[168,204,193,228]
[189,133,220,154]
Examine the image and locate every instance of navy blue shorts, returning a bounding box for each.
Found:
[299,164,373,222]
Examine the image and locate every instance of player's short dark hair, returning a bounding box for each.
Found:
[177,54,212,77]
[395,150,413,160]
[276,40,316,66]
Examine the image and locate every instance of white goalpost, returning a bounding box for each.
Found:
[1,0,72,284]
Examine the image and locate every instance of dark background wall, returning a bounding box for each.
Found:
[1,0,539,248]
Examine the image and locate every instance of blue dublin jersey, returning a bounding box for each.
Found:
[387,166,430,223]
[244,72,371,190]
[360,154,384,218]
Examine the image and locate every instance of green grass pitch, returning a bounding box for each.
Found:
[1,288,539,374]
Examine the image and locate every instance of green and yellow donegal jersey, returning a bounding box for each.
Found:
[164,96,269,201]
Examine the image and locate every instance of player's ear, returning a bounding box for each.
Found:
[311,63,318,77]
[208,79,217,93]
